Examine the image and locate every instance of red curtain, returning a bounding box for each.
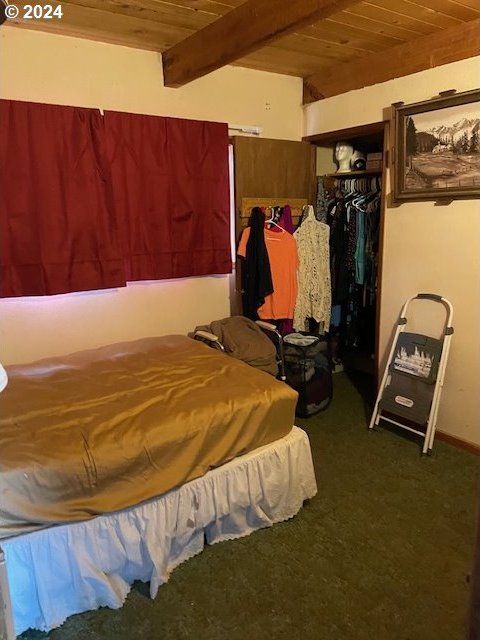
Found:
[0,102,231,298]
[104,111,232,281]
[0,100,125,297]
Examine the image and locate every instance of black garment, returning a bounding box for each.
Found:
[324,176,381,357]
[328,194,350,304]
[241,207,274,320]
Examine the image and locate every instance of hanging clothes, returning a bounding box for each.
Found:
[328,190,350,304]
[277,204,296,233]
[315,177,329,223]
[238,223,298,320]
[268,205,295,234]
[325,176,381,352]
[293,205,331,332]
[238,207,273,320]
[262,205,296,334]
[276,319,294,335]
[280,205,295,233]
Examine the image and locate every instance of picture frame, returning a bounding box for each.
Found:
[392,88,480,203]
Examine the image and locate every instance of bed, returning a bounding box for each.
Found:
[0,335,317,636]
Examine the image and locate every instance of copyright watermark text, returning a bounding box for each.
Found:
[3,3,63,20]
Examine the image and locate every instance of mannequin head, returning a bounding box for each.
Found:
[334,141,354,173]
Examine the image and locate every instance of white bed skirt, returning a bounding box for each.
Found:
[2,426,317,635]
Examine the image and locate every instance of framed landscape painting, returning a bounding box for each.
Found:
[393,88,480,202]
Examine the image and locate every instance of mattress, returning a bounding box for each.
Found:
[0,335,298,539]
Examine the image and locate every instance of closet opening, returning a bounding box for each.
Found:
[305,122,388,408]
[230,129,387,412]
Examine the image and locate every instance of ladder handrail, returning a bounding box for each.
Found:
[400,294,454,334]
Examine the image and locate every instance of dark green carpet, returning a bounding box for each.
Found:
[21,372,479,640]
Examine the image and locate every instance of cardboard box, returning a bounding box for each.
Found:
[366,160,382,170]
[366,152,383,171]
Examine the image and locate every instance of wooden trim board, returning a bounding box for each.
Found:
[436,431,480,457]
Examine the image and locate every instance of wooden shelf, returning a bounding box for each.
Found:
[304,122,385,146]
[323,169,383,178]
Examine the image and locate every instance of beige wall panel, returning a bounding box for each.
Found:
[304,56,480,446]
[0,27,303,364]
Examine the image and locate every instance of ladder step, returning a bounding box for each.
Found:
[379,415,426,437]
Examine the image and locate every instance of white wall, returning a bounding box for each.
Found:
[0,27,303,364]
[305,57,480,446]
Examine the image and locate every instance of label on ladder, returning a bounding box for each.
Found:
[392,333,442,384]
[395,395,414,408]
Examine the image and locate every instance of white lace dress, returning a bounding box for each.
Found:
[293,207,331,332]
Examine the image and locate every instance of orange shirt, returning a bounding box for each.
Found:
[238,227,298,320]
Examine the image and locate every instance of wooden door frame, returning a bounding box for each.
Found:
[375,121,389,391]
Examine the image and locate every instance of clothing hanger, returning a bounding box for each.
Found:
[352,191,368,209]
[304,204,316,221]
[299,204,312,225]
[265,206,285,232]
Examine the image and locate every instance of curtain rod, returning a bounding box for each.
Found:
[228,124,263,136]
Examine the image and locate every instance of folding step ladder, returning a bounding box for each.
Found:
[369,294,454,455]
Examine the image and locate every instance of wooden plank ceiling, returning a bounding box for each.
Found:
[5,0,480,101]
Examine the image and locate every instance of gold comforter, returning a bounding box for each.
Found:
[0,336,297,540]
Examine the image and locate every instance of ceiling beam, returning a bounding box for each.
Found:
[303,18,480,103]
[162,0,361,88]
